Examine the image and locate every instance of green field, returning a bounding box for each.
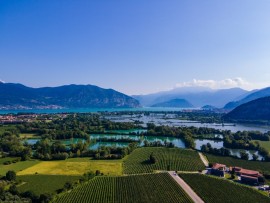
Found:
[180,174,270,203]
[54,173,192,203]
[254,140,270,152]
[0,160,40,176]
[0,157,20,165]
[17,175,81,195]
[123,147,205,174]
[17,158,122,176]
[206,153,270,173]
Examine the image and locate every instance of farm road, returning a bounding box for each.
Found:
[168,171,204,203]
[198,152,209,167]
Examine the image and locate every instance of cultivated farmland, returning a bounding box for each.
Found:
[123,147,205,174]
[180,173,270,203]
[54,173,193,203]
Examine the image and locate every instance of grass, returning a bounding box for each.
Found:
[54,173,193,203]
[19,133,38,138]
[17,159,122,176]
[253,140,270,152]
[206,153,270,173]
[123,147,205,174]
[180,174,270,203]
[0,157,20,165]
[17,175,81,195]
[0,160,40,176]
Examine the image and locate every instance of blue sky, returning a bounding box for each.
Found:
[1,0,270,95]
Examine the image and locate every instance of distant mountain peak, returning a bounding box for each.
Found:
[151,98,194,108]
[0,83,140,109]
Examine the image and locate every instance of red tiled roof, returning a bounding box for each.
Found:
[239,168,262,177]
[241,175,259,180]
[212,163,226,170]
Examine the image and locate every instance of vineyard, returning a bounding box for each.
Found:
[206,153,270,173]
[54,173,193,203]
[123,147,205,174]
[180,174,270,203]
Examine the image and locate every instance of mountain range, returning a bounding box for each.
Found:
[224,87,270,109]
[133,87,249,108]
[224,96,270,121]
[0,83,140,109]
[151,99,194,108]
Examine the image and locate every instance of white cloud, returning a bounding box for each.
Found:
[175,77,252,89]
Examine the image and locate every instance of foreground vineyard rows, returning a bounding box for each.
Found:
[54,173,193,203]
[180,173,270,203]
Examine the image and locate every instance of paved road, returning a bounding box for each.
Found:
[168,171,204,203]
[198,152,209,167]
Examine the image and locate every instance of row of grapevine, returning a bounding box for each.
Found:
[180,174,270,203]
[123,147,205,174]
[54,173,193,203]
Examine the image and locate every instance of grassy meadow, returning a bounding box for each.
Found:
[17,158,123,176]
[17,175,81,195]
[0,159,40,176]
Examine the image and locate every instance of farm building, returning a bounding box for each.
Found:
[231,167,263,185]
[209,163,226,177]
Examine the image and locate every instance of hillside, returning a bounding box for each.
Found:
[151,99,193,108]
[0,83,140,109]
[223,96,270,121]
[224,87,270,109]
[133,87,248,108]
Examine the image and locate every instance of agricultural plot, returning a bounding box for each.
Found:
[206,154,270,173]
[17,175,81,195]
[180,174,270,203]
[17,159,122,176]
[254,140,270,152]
[54,173,193,203]
[0,160,40,176]
[123,147,205,174]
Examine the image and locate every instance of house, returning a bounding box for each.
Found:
[210,163,226,177]
[231,167,263,185]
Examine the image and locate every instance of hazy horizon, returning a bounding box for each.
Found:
[1,1,270,95]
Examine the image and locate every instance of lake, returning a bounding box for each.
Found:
[24,134,262,160]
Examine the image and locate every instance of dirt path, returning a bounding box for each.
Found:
[168,171,204,203]
[198,152,209,167]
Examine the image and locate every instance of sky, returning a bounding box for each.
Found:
[1,0,270,95]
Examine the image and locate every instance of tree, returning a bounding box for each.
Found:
[240,151,249,160]
[252,153,259,161]
[149,152,157,164]
[64,182,73,190]
[96,170,101,176]
[6,170,16,181]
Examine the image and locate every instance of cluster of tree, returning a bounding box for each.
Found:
[143,140,175,148]
[14,114,140,140]
[90,142,138,160]
[0,132,32,160]
[145,124,196,148]
[33,138,90,160]
[94,136,140,143]
[201,143,263,161]
[201,143,232,157]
